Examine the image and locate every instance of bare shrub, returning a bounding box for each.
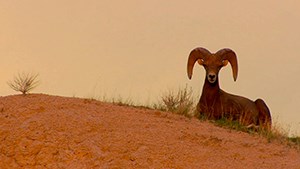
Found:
[7,73,39,95]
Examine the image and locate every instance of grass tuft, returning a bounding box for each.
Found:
[288,137,300,145]
[214,118,250,132]
[154,85,195,117]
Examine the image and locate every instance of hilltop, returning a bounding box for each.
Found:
[0,94,299,168]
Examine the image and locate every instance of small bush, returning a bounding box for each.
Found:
[7,73,39,95]
[155,85,195,117]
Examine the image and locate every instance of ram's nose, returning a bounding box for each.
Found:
[207,73,217,83]
[209,74,216,79]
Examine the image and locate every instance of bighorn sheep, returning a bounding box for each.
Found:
[187,47,271,129]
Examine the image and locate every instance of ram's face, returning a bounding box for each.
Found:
[197,55,228,84]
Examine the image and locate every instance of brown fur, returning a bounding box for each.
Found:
[187,47,271,130]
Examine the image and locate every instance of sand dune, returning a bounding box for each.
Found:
[0,94,299,168]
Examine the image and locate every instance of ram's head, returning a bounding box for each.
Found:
[187,47,238,84]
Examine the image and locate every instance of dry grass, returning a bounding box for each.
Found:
[211,116,300,148]
[153,85,196,117]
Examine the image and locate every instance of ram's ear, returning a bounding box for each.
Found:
[197,59,205,65]
[216,48,238,81]
[222,60,228,66]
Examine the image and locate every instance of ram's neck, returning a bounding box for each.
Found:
[201,78,221,105]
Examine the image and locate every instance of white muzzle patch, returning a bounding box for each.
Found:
[207,73,217,83]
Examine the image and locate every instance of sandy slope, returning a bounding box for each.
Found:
[0,94,299,169]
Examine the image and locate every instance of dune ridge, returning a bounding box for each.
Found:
[0,94,299,168]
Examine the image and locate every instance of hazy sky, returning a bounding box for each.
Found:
[1,0,300,135]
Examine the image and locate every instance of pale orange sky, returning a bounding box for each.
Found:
[1,0,300,135]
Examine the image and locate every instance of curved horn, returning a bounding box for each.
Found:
[187,47,211,79]
[216,48,238,81]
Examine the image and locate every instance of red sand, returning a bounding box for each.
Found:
[0,94,299,168]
